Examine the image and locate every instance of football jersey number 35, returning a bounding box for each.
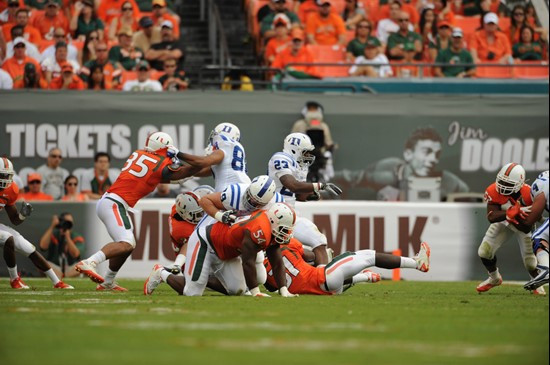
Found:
[121,152,160,178]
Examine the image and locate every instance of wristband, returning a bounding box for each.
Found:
[279,286,290,296]
[249,287,261,296]
[18,213,26,221]
[313,183,321,193]
[214,211,224,222]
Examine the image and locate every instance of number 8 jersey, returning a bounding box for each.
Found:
[211,134,251,192]
[268,151,308,207]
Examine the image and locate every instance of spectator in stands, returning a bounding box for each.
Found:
[31,0,69,40]
[108,0,139,42]
[24,0,61,11]
[377,0,419,30]
[40,27,78,63]
[470,12,512,64]
[22,62,47,88]
[387,12,422,61]
[1,37,42,88]
[433,0,454,24]
[257,0,277,24]
[0,0,20,26]
[261,0,300,40]
[133,16,161,53]
[394,42,421,77]
[108,26,143,70]
[271,28,317,78]
[79,41,120,88]
[145,19,183,71]
[513,25,544,61]
[86,63,110,89]
[61,175,89,201]
[159,57,188,91]
[264,13,291,65]
[349,38,393,77]
[78,29,100,65]
[2,8,41,43]
[122,59,162,91]
[151,0,179,40]
[418,7,437,60]
[221,69,254,91]
[70,0,104,41]
[80,152,119,199]
[36,147,69,200]
[427,20,451,61]
[5,24,40,60]
[49,62,85,89]
[147,183,178,198]
[41,41,80,83]
[346,19,379,62]
[376,0,404,45]
[342,0,366,30]
[18,172,54,201]
[434,27,475,77]
[296,0,318,24]
[306,0,347,46]
[98,0,140,26]
[39,212,85,278]
[0,67,12,88]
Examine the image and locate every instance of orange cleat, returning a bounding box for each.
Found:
[54,281,74,289]
[414,242,431,273]
[361,269,381,283]
[476,275,503,293]
[75,260,104,284]
[96,282,128,292]
[10,276,29,289]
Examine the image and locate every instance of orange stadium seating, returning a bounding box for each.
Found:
[514,61,549,79]
[307,44,348,77]
[475,63,515,78]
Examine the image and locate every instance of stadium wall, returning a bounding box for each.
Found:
[0,91,548,197]
[0,200,537,282]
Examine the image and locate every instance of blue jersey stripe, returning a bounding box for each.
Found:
[230,185,235,207]
[236,184,241,210]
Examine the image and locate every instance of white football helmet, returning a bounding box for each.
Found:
[144,132,174,153]
[283,133,315,167]
[208,122,241,144]
[192,185,215,199]
[266,203,296,245]
[0,157,14,189]
[243,175,276,212]
[175,192,204,224]
[496,163,525,195]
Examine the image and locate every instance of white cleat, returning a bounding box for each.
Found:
[144,264,164,295]
[414,242,431,272]
[524,265,549,292]
[75,260,104,284]
[476,274,503,293]
[532,285,546,296]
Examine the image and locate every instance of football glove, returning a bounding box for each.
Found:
[279,286,298,298]
[506,201,531,225]
[249,287,270,297]
[166,145,180,158]
[215,210,237,224]
[19,202,33,218]
[320,183,342,196]
[164,264,181,275]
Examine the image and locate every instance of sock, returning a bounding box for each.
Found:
[536,250,549,268]
[44,269,60,285]
[103,268,118,285]
[488,268,500,279]
[160,270,171,282]
[88,251,106,265]
[400,257,417,269]
[351,273,370,284]
[174,254,186,268]
[7,266,18,280]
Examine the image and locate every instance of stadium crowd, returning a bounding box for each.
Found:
[0,0,547,90]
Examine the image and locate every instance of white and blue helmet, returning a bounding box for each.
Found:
[243,175,276,211]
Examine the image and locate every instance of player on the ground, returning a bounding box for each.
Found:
[145,203,299,298]
[476,163,543,294]
[75,132,199,291]
[268,132,342,266]
[523,171,549,291]
[169,122,251,192]
[264,239,431,295]
[0,158,73,290]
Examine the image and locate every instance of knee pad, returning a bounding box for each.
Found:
[256,262,267,285]
[523,254,538,272]
[478,241,495,260]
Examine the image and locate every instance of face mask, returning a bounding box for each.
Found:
[305,110,323,123]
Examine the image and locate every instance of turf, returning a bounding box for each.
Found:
[0,279,547,365]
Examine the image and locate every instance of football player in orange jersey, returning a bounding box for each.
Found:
[264,239,431,295]
[144,203,299,297]
[75,132,201,291]
[476,163,543,294]
[0,158,73,290]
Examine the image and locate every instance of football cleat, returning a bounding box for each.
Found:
[532,286,546,296]
[524,265,549,292]
[414,242,431,272]
[361,269,381,283]
[144,264,164,295]
[96,282,128,292]
[54,281,74,289]
[10,276,29,289]
[476,273,503,293]
[75,260,104,284]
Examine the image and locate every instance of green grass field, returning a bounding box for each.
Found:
[0,279,547,365]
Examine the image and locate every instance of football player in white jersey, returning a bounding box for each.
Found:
[169,122,251,192]
[523,171,549,291]
[268,133,343,265]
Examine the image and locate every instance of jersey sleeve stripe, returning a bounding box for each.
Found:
[236,184,241,211]
[230,185,236,208]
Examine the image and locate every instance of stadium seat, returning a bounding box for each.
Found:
[359,0,380,21]
[346,29,356,42]
[307,44,348,77]
[475,63,514,78]
[514,61,549,79]
[454,16,481,38]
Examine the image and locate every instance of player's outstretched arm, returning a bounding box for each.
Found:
[280,174,342,197]
[200,192,225,219]
[241,231,266,296]
[521,194,545,226]
[176,150,224,169]
[266,244,298,297]
[162,164,201,182]
[5,202,32,226]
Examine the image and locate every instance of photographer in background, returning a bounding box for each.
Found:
[39,212,85,278]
